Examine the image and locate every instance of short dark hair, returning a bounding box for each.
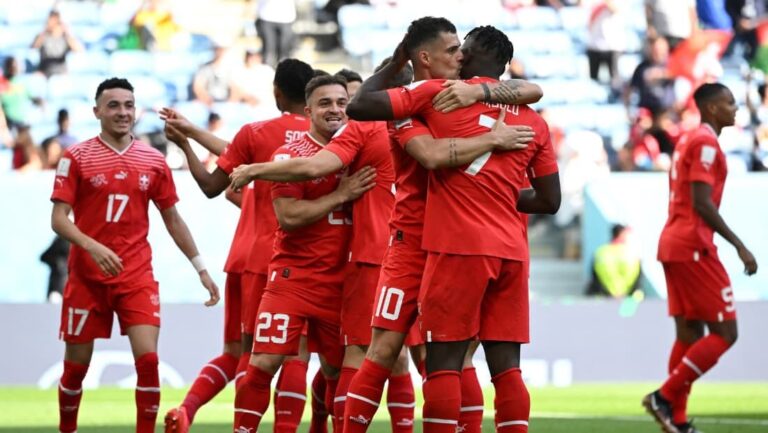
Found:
[274,58,314,103]
[693,82,729,110]
[374,57,414,88]
[313,69,330,78]
[208,112,221,124]
[759,83,767,100]
[95,77,133,101]
[611,224,626,240]
[465,26,514,73]
[404,17,457,57]
[305,74,348,103]
[57,108,69,124]
[335,68,362,84]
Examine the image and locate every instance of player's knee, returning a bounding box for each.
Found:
[250,353,283,375]
[367,341,400,368]
[223,341,243,357]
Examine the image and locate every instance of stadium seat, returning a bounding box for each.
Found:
[70,24,113,49]
[0,25,40,51]
[559,6,588,33]
[47,74,103,101]
[126,75,170,108]
[9,48,41,74]
[57,1,101,25]
[152,52,200,77]
[172,100,210,127]
[30,120,59,144]
[66,50,110,75]
[520,54,581,79]
[110,50,154,76]
[14,73,47,99]
[3,4,49,26]
[617,53,642,81]
[514,7,561,30]
[538,78,610,105]
[338,4,388,56]
[506,30,574,55]
[211,102,259,128]
[100,0,141,27]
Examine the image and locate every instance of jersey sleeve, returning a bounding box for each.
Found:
[325,121,364,166]
[526,118,559,179]
[393,117,432,149]
[151,161,180,210]
[217,124,253,174]
[270,146,305,200]
[386,80,443,119]
[687,138,719,185]
[50,150,79,205]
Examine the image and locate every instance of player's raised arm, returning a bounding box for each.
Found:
[159,206,220,306]
[164,122,230,198]
[160,108,229,156]
[432,79,544,113]
[230,150,344,188]
[272,167,376,232]
[51,201,124,277]
[346,41,410,120]
[692,182,757,275]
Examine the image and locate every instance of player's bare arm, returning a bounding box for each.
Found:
[272,166,376,231]
[405,109,533,169]
[432,79,544,113]
[51,201,123,277]
[225,187,242,208]
[692,181,758,275]
[346,41,409,120]
[159,206,221,306]
[164,122,230,198]
[159,107,229,156]
[517,173,561,214]
[230,150,345,188]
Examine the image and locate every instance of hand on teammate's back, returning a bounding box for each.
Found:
[84,240,123,277]
[336,166,377,202]
[432,80,483,113]
[198,270,221,306]
[489,108,534,151]
[738,246,758,276]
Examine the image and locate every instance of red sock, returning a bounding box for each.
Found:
[235,353,250,389]
[274,360,309,433]
[460,367,484,433]
[492,368,529,433]
[135,352,160,433]
[310,370,329,433]
[182,353,238,423]
[344,359,390,433]
[668,340,692,425]
[324,376,339,432]
[234,365,273,431]
[333,367,358,433]
[422,370,461,433]
[386,373,415,433]
[661,334,731,401]
[59,360,89,433]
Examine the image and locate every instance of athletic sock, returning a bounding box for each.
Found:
[309,370,329,433]
[59,360,89,433]
[235,353,250,389]
[182,353,238,423]
[324,376,339,432]
[135,352,160,433]
[274,360,309,433]
[233,365,273,431]
[668,340,692,425]
[492,368,529,433]
[422,370,461,433]
[333,367,358,433]
[459,367,484,433]
[386,373,415,433]
[344,359,391,433]
[660,334,731,401]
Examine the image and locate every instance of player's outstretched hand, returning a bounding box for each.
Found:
[230,163,257,191]
[490,108,533,151]
[432,80,481,113]
[159,108,195,136]
[85,240,123,277]
[337,166,377,202]
[738,246,758,275]
[198,270,221,306]
[164,122,188,147]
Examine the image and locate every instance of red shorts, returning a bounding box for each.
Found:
[341,262,381,346]
[419,253,529,343]
[663,255,736,322]
[370,231,427,335]
[405,322,424,347]
[223,272,243,343]
[59,276,160,344]
[241,271,267,335]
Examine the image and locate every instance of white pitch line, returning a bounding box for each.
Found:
[532,412,768,426]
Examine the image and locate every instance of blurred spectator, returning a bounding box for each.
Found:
[234,50,276,108]
[335,68,362,98]
[585,224,642,298]
[1,58,43,131]
[40,234,69,303]
[192,45,238,106]
[10,127,42,172]
[645,0,699,50]
[625,36,676,116]
[501,58,527,80]
[31,10,83,77]
[587,0,625,97]
[0,104,12,150]
[252,0,297,67]
[53,109,78,149]
[40,136,63,169]
[727,1,768,65]
[697,0,733,31]
[630,108,678,171]
[131,0,186,51]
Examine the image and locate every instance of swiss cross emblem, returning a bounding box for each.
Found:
[139,173,150,191]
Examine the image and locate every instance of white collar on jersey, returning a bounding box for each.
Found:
[306,132,327,147]
[701,122,717,137]
[97,134,135,155]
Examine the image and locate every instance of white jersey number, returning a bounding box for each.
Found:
[255,312,290,344]
[465,114,498,176]
[106,194,129,222]
[66,308,90,336]
[721,287,736,313]
[375,286,405,321]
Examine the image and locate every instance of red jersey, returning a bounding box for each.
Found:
[270,133,352,277]
[387,117,432,241]
[386,77,559,259]
[658,124,727,262]
[51,136,178,284]
[325,120,395,265]
[217,113,310,274]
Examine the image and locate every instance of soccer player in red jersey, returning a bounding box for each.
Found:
[159,59,317,433]
[50,78,220,433]
[348,25,561,433]
[642,83,758,433]
[232,74,377,433]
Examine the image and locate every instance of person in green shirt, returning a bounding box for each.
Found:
[585,224,642,298]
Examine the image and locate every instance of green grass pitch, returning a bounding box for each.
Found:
[1,383,766,432]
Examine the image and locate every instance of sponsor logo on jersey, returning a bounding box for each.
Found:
[90,174,108,188]
[115,170,128,180]
[139,173,150,191]
[56,158,71,177]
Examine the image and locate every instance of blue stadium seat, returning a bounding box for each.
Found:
[3,5,49,26]
[100,0,140,27]
[10,48,41,73]
[559,6,588,32]
[47,74,103,101]
[0,25,40,51]
[211,102,258,128]
[126,75,170,108]
[15,73,47,99]
[520,54,581,79]
[70,24,112,49]
[172,100,210,127]
[66,50,110,75]
[538,78,610,105]
[514,7,561,30]
[110,50,154,76]
[338,4,387,31]
[152,52,200,77]
[338,4,388,56]
[30,120,59,144]
[507,30,574,55]
[57,1,101,25]
[617,53,642,81]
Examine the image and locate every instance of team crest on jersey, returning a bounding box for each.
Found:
[393,117,413,130]
[700,145,716,170]
[150,293,160,306]
[139,173,150,191]
[90,173,108,188]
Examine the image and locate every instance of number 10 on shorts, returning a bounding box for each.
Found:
[375,286,404,320]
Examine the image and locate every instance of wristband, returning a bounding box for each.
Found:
[190,255,206,273]
[481,83,491,102]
